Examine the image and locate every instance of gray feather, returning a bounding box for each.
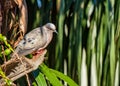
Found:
[11,23,56,58]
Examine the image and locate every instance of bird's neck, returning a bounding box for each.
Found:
[47,31,53,43]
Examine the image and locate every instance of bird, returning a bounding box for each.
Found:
[11,23,57,58]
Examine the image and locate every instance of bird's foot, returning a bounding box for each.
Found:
[32,49,45,61]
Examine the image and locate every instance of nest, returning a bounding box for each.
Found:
[0,49,47,85]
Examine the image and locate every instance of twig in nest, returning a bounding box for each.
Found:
[14,50,31,86]
[1,45,6,64]
[0,49,47,85]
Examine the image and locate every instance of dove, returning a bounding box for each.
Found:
[11,23,57,58]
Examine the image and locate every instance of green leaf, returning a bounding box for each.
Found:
[32,70,47,86]
[0,34,13,52]
[50,69,78,86]
[4,49,11,56]
[110,27,115,86]
[39,64,63,86]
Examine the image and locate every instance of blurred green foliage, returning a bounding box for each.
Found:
[0,34,13,59]
[26,0,120,86]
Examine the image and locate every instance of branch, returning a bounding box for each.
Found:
[0,49,47,85]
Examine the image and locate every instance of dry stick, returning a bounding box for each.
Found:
[13,30,24,48]
[14,0,28,35]
[1,45,8,81]
[25,73,30,86]
[1,45,6,64]
[14,52,31,86]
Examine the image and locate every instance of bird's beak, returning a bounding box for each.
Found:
[54,30,58,34]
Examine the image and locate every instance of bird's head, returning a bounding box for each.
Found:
[45,23,58,34]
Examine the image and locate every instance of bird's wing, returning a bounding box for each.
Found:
[14,47,36,57]
[14,27,47,56]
